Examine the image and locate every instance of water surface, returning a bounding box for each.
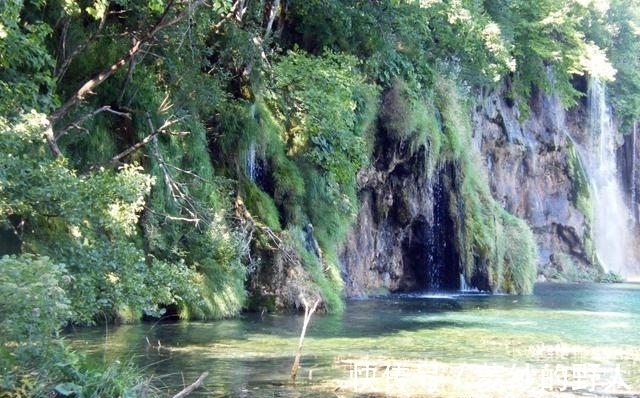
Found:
[68,283,640,396]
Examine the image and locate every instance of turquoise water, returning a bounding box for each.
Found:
[68,283,640,396]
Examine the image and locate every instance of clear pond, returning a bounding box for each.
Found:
[68,283,640,397]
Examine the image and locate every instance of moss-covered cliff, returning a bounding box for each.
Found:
[2,0,640,326]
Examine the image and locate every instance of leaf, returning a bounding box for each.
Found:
[86,0,109,20]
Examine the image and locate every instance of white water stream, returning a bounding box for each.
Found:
[587,78,637,276]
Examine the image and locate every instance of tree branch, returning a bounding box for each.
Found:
[50,39,144,126]
[110,113,186,165]
[55,105,131,140]
[171,372,209,398]
[212,0,249,32]
[46,0,205,157]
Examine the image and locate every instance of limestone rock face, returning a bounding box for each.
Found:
[341,115,460,296]
[473,87,593,273]
[341,85,599,296]
[341,157,439,296]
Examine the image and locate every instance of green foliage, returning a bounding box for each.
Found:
[379,80,417,142]
[270,152,306,226]
[0,255,71,347]
[500,212,537,294]
[0,0,56,116]
[286,226,344,313]
[378,78,443,177]
[142,120,247,320]
[264,49,378,257]
[269,50,376,186]
[582,0,640,130]
[1,0,635,353]
[486,0,592,107]
[0,112,203,323]
[282,0,624,118]
[0,254,155,398]
[240,179,282,231]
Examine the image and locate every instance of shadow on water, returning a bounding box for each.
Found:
[311,294,480,338]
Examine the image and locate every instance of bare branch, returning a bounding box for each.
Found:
[55,106,131,140]
[110,111,186,164]
[264,0,280,42]
[290,297,321,383]
[50,39,144,126]
[144,207,202,224]
[147,130,206,227]
[171,372,209,398]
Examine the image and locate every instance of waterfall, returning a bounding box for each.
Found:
[587,78,635,276]
[425,166,460,291]
[245,104,261,183]
[246,140,258,182]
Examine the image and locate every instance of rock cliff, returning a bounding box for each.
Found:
[341,80,639,296]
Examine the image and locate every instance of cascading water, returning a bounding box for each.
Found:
[244,104,264,184]
[426,179,444,291]
[586,78,636,276]
[245,140,258,182]
[426,167,460,291]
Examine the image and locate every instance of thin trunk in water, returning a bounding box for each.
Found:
[289,297,320,384]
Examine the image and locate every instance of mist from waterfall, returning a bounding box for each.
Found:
[587,78,636,276]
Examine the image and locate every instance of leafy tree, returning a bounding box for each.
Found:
[0,111,203,323]
[0,0,56,116]
[582,0,640,129]
[266,50,378,243]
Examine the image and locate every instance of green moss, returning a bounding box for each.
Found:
[379,79,444,177]
[566,143,592,220]
[288,226,344,313]
[434,75,537,294]
[304,167,357,250]
[271,154,305,226]
[565,142,600,267]
[500,212,537,293]
[240,179,282,231]
[543,252,602,283]
[414,97,443,177]
[379,79,416,141]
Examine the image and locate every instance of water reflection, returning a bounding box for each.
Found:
[67,283,640,397]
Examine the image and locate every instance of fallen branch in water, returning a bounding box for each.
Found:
[290,296,320,384]
[171,372,208,398]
